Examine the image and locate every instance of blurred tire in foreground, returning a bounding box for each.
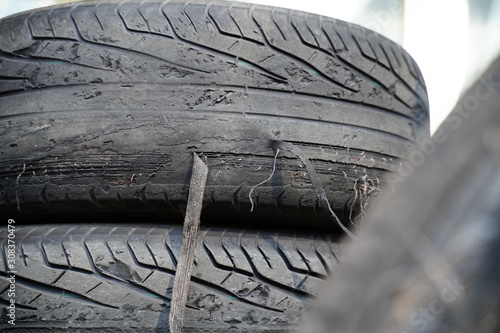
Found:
[303,56,500,333]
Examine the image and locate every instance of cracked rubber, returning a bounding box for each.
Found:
[0,0,429,227]
[0,224,343,332]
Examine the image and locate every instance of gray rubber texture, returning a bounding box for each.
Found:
[0,0,429,226]
[302,55,500,333]
[0,224,342,332]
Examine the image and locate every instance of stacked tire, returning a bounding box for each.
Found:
[0,0,428,331]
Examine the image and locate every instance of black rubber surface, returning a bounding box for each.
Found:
[0,0,429,226]
[0,224,342,331]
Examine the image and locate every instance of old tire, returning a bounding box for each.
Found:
[0,0,428,227]
[0,224,342,331]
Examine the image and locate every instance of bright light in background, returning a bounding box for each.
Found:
[0,0,55,18]
[468,0,500,84]
[404,0,469,133]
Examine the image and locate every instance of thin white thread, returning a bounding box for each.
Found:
[249,149,280,212]
[16,163,26,212]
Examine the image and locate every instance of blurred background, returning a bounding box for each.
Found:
[2,0,500,133]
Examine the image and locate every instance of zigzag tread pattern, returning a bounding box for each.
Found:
[0,225,342,327]
[0,0,427,228]
[0,0,427,120]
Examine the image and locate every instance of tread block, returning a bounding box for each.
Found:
[290,12,319,48]
[351,28,376,61]
[28,11,54,38]
[228,4,265,43]
[144,229,177,271]
[366,34,392,69]
[0,15,36,53]
[48,7,79,40]
[208,3,242,37]
[296,239,328,276]
[139,2,174,37]
[61,229,95,273]
[277,237,309,273]
[117,3,150,33]
[127,230,158,267]
[203,230,235,269]
[42,238,69,267]
[220,232,253,274]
